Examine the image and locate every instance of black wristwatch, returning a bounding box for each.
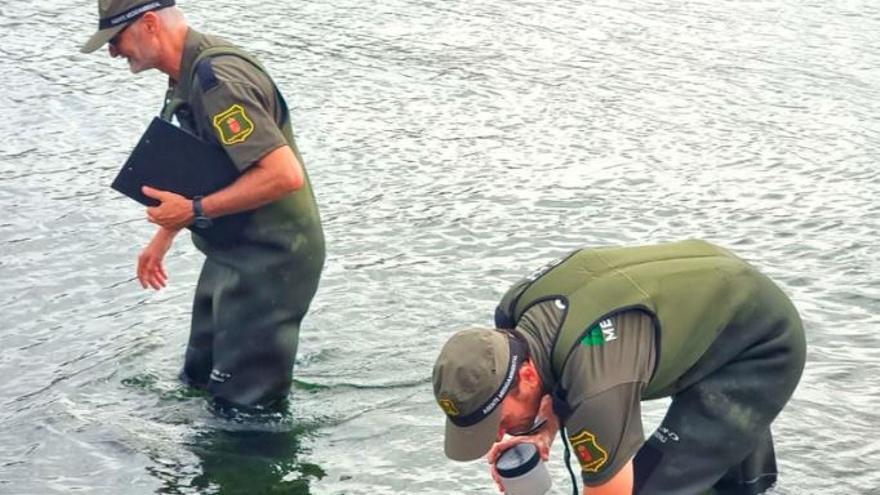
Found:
[192,196,212,229]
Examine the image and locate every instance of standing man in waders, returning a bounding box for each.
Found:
[81,0,325,411]
[433,240,805,494]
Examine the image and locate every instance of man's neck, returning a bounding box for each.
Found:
[157,26,189,81]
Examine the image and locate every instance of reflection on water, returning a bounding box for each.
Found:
[1,0,879,494]
[180,427,323,495]
[121,377,326,494]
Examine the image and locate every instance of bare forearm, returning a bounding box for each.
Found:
[201,145,303,218]
[158,225,182,237]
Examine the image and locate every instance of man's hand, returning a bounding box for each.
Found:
[137,226,179,290]
[143,186,194,230]
[487,394,559,492]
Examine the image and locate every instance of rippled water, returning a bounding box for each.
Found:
[1,0,879,493]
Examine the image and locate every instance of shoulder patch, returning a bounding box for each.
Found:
[212,104,255,145]
[568,429,608,473]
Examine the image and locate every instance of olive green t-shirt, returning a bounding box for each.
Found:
[169,29,288,172]
[510,301,656,486]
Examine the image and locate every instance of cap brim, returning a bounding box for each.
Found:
[80,25,126,54]
[444,405,503,461]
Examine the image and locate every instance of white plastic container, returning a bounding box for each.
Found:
[496,443,552,495]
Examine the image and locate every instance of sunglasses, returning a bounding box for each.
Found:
[109,15,144,47]
[508,416,548,437]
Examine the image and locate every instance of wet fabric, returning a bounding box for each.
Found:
[161,29,325,408]
[184,244,322,407]
[633,274,805,494]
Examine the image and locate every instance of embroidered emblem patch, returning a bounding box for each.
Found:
[212,104,254,145]
[439,398,460,417]
[569,429,608,473]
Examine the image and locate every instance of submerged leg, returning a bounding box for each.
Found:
[711,428,778,495]
[182,259,225,389]
[205,251,319,409]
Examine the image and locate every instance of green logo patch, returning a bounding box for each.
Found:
[580,319,617,347]
[581,326,605,347]
[213,104,254,145]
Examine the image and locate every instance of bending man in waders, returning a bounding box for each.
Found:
[433,240,805,494]
[81,0,324,410]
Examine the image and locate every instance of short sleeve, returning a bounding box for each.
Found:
[564,383,645,486]
[558,310,656,485]
[197,71,287,172]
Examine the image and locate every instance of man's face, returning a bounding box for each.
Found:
[496,385,541,441]
[107,17,159,74]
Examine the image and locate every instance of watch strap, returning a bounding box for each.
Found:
[193,196,207,219]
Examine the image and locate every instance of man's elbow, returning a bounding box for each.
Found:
[278,166,304,193]
[275,146,305,193]
[256,145,305,196]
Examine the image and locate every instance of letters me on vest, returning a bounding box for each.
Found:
[504,239,766,399]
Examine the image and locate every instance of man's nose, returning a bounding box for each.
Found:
[108,43,119,57]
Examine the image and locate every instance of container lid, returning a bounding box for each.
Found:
[496,443,541,478]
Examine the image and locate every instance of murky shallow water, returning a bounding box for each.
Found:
[1,0,879,493]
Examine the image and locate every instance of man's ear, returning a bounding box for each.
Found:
[141,12,160,33]
[519,360,540,389]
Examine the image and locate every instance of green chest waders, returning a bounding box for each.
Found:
[504,240,805,494]
[163,46,325,409]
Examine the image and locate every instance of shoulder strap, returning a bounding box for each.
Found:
[503,249,581,325]
[551,318,590,376]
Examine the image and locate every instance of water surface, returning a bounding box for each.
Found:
[1,0,878,493]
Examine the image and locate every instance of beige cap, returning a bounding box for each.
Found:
[80,0,176,53]
[432,328,527,461]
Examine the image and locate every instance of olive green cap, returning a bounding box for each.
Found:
[80,0,176,53]
[432,328,527,461]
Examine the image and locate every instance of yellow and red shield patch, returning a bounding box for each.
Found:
[568,429,608,473]
[212,104,255,145]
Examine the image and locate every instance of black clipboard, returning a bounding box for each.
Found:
[111,117,249,244]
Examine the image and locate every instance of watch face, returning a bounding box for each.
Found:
[194,217,212,229]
